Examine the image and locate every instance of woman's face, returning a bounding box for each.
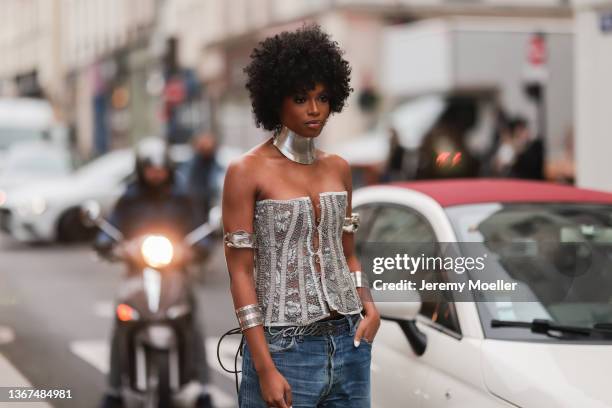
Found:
[279,82,331,138]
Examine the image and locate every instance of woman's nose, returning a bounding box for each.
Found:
[307,99,320,116]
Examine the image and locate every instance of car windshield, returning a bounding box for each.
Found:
[0,127,47,149]
[447,202,612,341]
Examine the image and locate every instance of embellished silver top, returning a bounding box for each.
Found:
[253,191,363,326]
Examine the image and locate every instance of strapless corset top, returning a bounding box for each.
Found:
[253,191,362,326]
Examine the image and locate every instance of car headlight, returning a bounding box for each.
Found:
[141,235,174,268]
[17,197,47,216]
[31,197,47,215]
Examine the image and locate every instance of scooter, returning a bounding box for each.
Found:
[81,201,220,408]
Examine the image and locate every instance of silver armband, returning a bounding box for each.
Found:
[235,303,264,331]
[224,230,256,249]
[351,270,369,288]
[343,213,360,233]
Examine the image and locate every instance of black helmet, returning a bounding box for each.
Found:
[135,138,174,187]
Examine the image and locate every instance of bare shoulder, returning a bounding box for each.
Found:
[226,141,271,176]
[224,151,260,189]
[318,151,351,177]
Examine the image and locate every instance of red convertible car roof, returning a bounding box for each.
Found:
[391,179,612,208]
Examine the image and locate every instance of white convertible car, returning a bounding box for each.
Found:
[353,179,612,408]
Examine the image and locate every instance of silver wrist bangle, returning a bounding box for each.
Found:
[235,303,263,331]
[351,271,368,288]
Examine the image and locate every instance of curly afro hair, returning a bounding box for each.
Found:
[244,24,353,132]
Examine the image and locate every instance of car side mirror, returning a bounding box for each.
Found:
[80,200,101,227]
[376,292,427,356]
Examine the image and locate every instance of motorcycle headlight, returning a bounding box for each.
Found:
[141,235,174,268]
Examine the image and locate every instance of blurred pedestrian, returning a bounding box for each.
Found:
[183,132,223,224]
[415,97,481,179]
[491,120,517,176]
[382,128,408,182]
[480,102,510,177]
[492,116,544,180]
[545,127,575,184]
[508,116,544,180]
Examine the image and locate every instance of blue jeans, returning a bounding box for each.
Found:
[239,314,371,407]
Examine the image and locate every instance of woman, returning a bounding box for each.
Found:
[222,24,380,408]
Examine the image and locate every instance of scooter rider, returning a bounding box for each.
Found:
[95,139,215,408]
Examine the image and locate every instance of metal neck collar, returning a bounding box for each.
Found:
[272,126,317,165]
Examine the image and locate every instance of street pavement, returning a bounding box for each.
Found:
[0,236,239,408]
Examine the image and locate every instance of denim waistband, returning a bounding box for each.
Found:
[265,313,361,338]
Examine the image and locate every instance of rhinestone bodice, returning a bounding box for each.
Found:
[253,191,362,326]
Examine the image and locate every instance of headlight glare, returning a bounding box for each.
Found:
[141,235,174,268]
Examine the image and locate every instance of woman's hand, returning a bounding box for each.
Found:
[354,306,381,347]
[259,367,292,408]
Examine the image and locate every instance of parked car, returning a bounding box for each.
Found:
[353,179,612,408]
[0,140,241,244]
[0,148,134,243]
[0,141,73,207]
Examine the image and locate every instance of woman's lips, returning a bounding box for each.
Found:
[305,121,322,129]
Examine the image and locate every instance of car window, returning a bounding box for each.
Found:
[366,205,436,244]
[418,270,461,335]
[0,127,46,149]
[364,204,461,335]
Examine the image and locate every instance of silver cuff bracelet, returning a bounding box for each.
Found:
[351,271,368,288]
[235,303,264,331]
[343,213,360,233]
[224,230,256,249]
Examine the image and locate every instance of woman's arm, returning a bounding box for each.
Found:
[222,157,292,408]
[337,156,381,345]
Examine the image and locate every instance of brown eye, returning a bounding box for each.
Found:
[293,96,306,104]
[319,94,329,103]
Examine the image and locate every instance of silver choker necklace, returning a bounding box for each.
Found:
[272,126,317,165]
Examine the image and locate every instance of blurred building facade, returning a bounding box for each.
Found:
[573,0,612,191]
[0,0,572,160]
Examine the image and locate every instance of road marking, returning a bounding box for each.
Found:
[0,353,52,407]
[69,340,109,373]
[69,337,237,407]
[0,326,15,345]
